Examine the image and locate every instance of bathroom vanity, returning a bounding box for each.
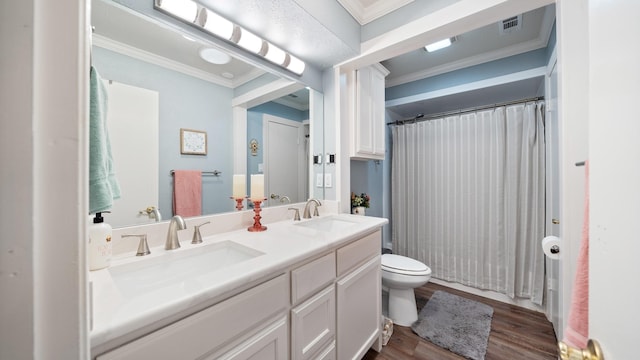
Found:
[90,212,387,360]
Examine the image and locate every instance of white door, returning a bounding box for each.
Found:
[587,1,640,358]
[106,81,159,227]
[264,114,304,206]
[544,55,561,336]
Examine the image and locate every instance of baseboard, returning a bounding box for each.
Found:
[430,278,545,314]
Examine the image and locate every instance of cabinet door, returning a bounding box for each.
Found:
[355,66,374,155]
[291,285,336,360]
[336,256,381,360]
[370,69,386,156]
[211,317,288,360]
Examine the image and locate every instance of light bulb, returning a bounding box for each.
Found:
[286,54,305,75]
[236,27,263,54]
[155,0,198,23]
[264,42,287,65]
[202,9,234,40]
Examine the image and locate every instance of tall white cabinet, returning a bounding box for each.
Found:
[350,64,389,161]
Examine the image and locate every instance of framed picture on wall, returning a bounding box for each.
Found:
[180,128,207,155]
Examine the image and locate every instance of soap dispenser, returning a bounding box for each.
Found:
[89,211,112,270]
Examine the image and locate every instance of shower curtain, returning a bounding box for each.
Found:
[391,101,545,304]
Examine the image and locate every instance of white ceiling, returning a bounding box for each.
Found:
[93,1,555,115]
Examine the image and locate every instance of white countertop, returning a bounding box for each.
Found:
[89,213,387,351]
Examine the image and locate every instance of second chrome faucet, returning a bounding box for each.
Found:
[166,215,186,250]
[303,199,322,219]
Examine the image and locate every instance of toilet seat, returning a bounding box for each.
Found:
[381,254,431,276]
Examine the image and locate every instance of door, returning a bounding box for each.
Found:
[106,81,159,227]
[544,55,561,335]
[587,1,640,358]
[264,114,304,205]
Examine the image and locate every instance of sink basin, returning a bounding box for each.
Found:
[295,216,358,232]
[109,241,263,297]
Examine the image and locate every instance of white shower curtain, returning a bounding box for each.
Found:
[391,101,545,304]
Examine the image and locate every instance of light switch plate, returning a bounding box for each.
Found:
[324,173,332,188]
[316,174,323,187]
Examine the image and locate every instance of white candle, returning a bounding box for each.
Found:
[250,174,264,200]
[232,174,245,198]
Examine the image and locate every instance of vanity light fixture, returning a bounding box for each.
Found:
[236,27,264,54]
[286,54,306,75]
[424,37,456,52]
[264,42,287,65]
[154,1,306,75]
[201,9,235,41]
[155,0,198,23]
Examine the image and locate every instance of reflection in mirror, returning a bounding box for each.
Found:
[91,0,322,228]
[247,89,310,206]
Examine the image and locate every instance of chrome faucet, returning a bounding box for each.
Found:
[166,215,186,250]
[303,199,322,219]
[150,207,162,222]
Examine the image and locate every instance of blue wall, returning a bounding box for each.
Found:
[93,47,235,218]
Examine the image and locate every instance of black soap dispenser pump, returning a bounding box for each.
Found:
[89,211,112,270]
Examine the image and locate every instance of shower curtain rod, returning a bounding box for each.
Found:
[387,96,545,126]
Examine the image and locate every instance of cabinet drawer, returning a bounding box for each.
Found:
[209,317,288,360]
[291,252,336,304]
[337,230,380,277]
[291,285,336,360]
[97,275,288,360]
[313,341,335,360]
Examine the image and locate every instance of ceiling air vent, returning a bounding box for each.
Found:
[499,15,522,34]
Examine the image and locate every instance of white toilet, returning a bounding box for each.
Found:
[381,254,432,326]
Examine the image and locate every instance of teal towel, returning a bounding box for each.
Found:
[89,66,120,214]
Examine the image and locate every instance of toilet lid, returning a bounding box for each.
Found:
[381,254,430,275]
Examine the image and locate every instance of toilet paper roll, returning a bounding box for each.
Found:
[542,236,561,259]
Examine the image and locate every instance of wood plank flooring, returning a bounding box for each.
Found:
[363,282,558,360]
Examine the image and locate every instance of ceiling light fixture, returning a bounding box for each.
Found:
[425,37,455,52]
[155,0,198,23]
[199,47,232,64]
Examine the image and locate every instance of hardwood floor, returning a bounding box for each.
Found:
[363,282,558,360]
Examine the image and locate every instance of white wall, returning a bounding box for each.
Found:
[1,0,89,358]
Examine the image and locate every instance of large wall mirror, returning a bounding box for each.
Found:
[91,0,324,228]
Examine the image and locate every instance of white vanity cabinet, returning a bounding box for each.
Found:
[94,227,383,360]
[350,64,389,161]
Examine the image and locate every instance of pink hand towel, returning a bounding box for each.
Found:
[172,170,202,217]
[563,161,589,348]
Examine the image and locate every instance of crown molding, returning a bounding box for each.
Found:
[337,0,414,25]
[92,35,264,88]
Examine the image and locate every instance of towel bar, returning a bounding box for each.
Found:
[170,170,221,176]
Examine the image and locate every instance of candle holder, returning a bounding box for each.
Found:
[230,196,246,211]
[247,198,267,232]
